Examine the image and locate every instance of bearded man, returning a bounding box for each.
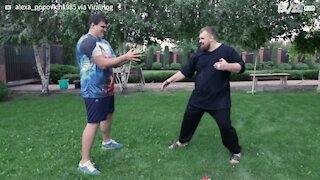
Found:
[161,26,245,165]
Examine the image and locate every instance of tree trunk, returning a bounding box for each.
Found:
[44,39,51,94]
[317,68,320,93]
[33,40,50,95]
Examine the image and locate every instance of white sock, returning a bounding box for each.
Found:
[103,140,112,144]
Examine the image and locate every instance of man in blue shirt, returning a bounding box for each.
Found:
[162,26,245,166]
[76,14,139,175]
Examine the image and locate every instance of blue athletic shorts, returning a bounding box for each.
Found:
[83,96,115,123]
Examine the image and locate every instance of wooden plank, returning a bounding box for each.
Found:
[249,73,289,77]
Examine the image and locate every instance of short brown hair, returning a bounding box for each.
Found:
[88,14,108,28]
[199,26,217,39]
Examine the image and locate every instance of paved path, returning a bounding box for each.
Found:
[9,80,319,94]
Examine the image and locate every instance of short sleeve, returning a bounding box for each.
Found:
[79,36,97,59]
[180,53,198,78]
[227,47,245,74]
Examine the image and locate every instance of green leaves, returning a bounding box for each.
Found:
[1,0,319,56]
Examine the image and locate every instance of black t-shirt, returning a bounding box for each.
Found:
[180,44,245,110]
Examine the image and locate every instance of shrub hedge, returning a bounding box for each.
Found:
[0,81,9,101]
[128,70,319,83]
[151,62,162,70]
[245,63,254,70]
[293,63,309,70]
[49,64,319,84]
[170,63,182,70]
[277,63,292,70]
[61,74,80,84]
[51,64,79,84]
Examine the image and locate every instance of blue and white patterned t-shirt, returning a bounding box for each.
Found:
[76,34,116,98]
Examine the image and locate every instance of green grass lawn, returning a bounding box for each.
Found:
[1,91,320,179]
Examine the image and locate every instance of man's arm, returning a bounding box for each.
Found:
[92,50,139,70]
[79,37,139,69]
[213,59,242,73]
[226,62,242,73]
[161,71,186,90]
[213,46,245,73]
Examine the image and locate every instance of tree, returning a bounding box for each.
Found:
[291,31,320,93]
[0,0,62,95]
[58,6,90,65]
[106,0,176,48]
[59,0,177,61]
[212,0,319,92]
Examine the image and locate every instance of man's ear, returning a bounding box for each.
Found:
[90,23,94,29]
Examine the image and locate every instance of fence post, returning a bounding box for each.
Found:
[242,51,247,62]
[156,51,161,63]
[0,47,7,84]
[163,46,169,69]
[259,47,264,62]
[173,51,178,64]
[277,48,282,64]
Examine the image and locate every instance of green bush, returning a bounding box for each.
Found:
[163,46,170,69]
[245,63,254,70]
[51,64,79,84]
[128,70,176,83]
[307,63,319,70]
[146,46,154,69]
[277,63,292,70]
[134,69,318,83]
[0,81,9,101]
[285,71,303,80]
[294,63,309,70]
[152,62,162,70]
[304,59,318,69]
[254,70,318,80]
[61,74,80,84]
[132,62,145,69]
[230,72,251,81]
[170,63,182,70]
[143,71,175,83]
[300,70,318,80]
[257,61,274,70]
[181,50,189,66]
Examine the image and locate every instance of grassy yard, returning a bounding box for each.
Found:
[0,91,320,179]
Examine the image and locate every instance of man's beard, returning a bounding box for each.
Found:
[200,43,210,51]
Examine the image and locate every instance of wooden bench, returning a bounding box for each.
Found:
[249,73,290,90]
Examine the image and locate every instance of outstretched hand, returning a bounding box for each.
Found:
[161,80,171,91]
[124,49,141,62]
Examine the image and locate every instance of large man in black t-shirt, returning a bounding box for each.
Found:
[161,26,245,165]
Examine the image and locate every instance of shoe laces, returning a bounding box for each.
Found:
[81,160,98,172]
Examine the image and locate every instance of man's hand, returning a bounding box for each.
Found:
[213,58,242,73]
[123,49,141,62]
[213,58,229,71]
[160,71,186,91]
[161,80,172,90]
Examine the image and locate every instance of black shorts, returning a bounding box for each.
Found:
[84,96,114,123]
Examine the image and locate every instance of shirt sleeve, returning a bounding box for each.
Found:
[227,47,246,74]
[79,36,97,59]
[180,53,198,78]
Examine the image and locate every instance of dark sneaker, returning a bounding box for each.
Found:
[230,153,241,166]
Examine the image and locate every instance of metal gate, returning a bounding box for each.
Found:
[5,46,38,82]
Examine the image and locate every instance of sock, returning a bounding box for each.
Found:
[103,140,112,144]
